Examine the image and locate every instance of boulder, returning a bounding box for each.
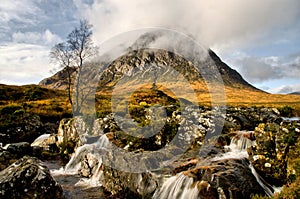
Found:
[56,117,89,154]
[248,121,300,185]
[0,150,18,171]
[0,156,65,199]
[6,142,32,156]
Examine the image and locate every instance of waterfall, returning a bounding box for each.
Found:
[249,164,274,197]
[64,134,109,172]
[230,131,256,151]
[212,131,256,161]
[52,134,109,176]
[31,134,51,146]
[152,173,199,199]
[153,131,277,198]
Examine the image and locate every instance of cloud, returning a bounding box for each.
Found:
[268,84,300,94]
[75,0,300,51]
[0,44,56,85]
[227,53,300,83]
[12,30,62,46]
[0,0,42,24]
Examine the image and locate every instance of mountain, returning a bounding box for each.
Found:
[39,32,260,98]
[290,91,300,95]
[39,66,77,90]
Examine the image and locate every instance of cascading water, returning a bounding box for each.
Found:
[152,131,277,199]
[212,131,256,161]
[51,134,109,176]
[31,134,51,147]
[152,173,199,199]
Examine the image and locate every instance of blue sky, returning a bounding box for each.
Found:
[0,0,300,94]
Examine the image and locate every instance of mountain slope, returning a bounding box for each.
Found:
[39,32,260,94]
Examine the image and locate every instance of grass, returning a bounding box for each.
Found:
[1,82,299,127]
[0,84,72,128]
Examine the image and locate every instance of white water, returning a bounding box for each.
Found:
[281,117,300,121]
[152,173,199,199]
[51,134,109,177]
[249,164,274,197]
[212,131,256,161]
[31,134,51,147]
[153,131,277,198]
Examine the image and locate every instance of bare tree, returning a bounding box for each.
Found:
[50,43,74,108]
[50,20,98,115]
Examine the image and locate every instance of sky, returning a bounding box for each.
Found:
[0,0,300,94]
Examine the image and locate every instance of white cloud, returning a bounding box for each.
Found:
[268,84,300,94]
[0,44,56,85]
[12,30,62,46]
[226,53,300,83]
[76,0,300,52]
[0,0,42,24]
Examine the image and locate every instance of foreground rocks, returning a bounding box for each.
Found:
[0,156,65,199]
[17,105,298,198]
[0,142,32,171]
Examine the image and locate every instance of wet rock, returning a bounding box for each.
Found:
[248,121,300,185]
[0,150,18,171]
[56,117,89,154]
[6,142,32,156]
[102,166,158,198]
[78,153,99,178]
[0,156,65,199]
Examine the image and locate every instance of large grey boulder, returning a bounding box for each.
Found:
[0,156,65,199]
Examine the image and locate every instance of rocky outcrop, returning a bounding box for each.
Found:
[56,117,89,154]
[248,120,300,185]
[0,114,58,145]
[0,156,65,199]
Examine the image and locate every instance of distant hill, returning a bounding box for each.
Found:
[290,91,300,95]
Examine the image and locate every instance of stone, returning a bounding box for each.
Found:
[0,156,65,199]
[6,142,32,157]
[0,150,18,171]
[248,121,300,185]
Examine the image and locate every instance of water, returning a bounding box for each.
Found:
[152,173,199,199]
[282,117,300,121]
[153,131,276,199]
[212,131,256,161]
[249,164,274,197]
[49,135,111,198]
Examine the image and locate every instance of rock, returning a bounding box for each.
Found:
[0,156,65,199]
[1,114,44,145]
[56,117,89,154]
[78,153,100,178]
[0,150,18,171]
[248,121,300,185]
[102,165,158,197]
[6,142,32,156]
